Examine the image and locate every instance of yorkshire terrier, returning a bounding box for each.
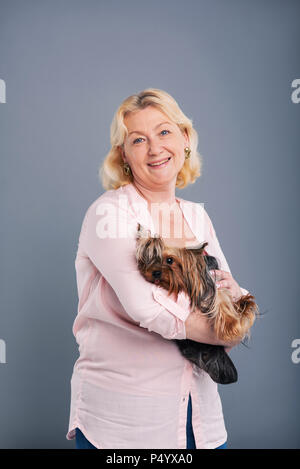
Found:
[135,224,259,385]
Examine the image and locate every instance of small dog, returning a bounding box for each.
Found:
[136,224,259,384]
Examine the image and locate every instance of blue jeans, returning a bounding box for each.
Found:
[186,394,227,449]
[75,394,227,449]
[75,428,97,449]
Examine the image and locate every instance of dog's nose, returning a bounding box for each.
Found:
[152,270,162,279]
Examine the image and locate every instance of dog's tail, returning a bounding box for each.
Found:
[212,290,258,342]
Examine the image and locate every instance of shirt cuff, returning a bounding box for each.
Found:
[147,287,191,340]
[152,287,191,322]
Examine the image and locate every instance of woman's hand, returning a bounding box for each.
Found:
[209,269,243,302]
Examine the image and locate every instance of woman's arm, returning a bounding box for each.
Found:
[79,195,192,340]
[184,312,241,348]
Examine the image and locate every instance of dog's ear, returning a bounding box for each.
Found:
[187,241,208,255]
[136,223,151,239]
[137,223,162,241]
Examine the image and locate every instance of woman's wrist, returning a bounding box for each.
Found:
[185,312,219,345]
[185,312,241,348]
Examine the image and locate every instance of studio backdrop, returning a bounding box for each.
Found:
[0,0,299,449]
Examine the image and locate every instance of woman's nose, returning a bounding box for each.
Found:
[148,139,163,156]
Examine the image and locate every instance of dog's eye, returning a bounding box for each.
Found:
[166,257,174,265]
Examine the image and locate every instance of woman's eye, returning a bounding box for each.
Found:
[166,257,173,265]
[133,130,170,144]
[133,137,143,144]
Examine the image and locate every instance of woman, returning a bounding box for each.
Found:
[66,88,249,449]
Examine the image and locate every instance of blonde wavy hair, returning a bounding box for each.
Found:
[99,88,202,190]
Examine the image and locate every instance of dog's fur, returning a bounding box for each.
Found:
[136,224,259,384]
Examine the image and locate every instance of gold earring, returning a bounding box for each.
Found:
[184,147,191,159]
[123,163,131,176]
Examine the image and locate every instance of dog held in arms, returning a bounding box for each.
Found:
[136,223,259,384]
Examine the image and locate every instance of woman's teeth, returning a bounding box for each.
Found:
[148,157,171,167]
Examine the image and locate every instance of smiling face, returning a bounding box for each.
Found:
[121,105,189,190]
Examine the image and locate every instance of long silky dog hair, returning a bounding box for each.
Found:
[136,224,259,384]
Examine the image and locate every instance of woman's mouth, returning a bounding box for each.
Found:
[147,157,171,169]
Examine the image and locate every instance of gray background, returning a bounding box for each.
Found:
[0,0,299,449]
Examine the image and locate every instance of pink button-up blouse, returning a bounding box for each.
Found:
[66,182,249,449]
